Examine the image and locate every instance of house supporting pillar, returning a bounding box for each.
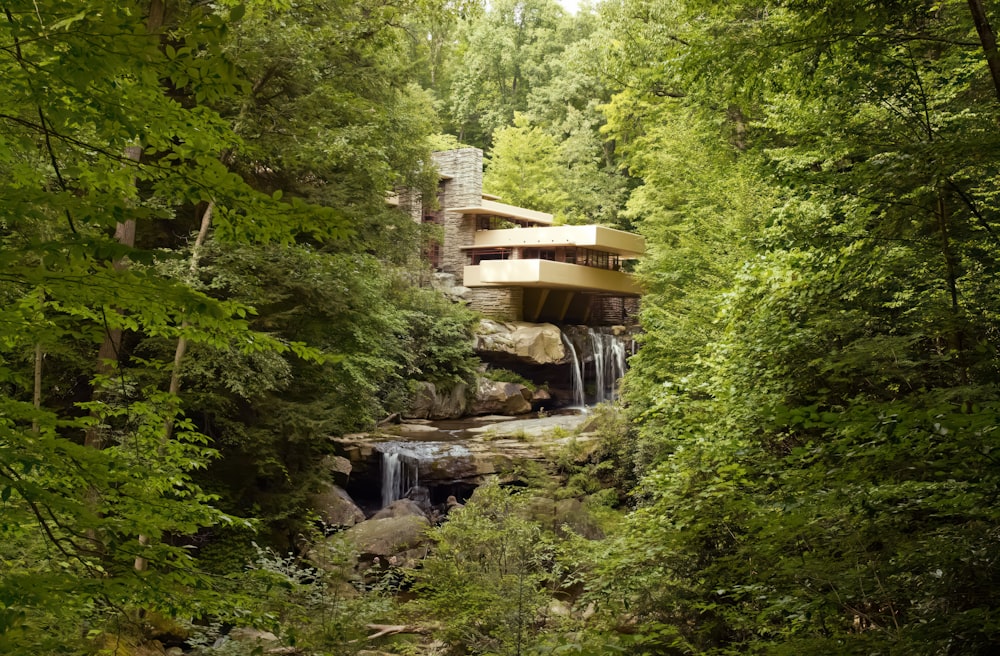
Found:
[524,288,550,322]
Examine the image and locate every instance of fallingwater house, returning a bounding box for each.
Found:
[394,148,645,325]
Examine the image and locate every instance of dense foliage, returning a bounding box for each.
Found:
[0,0,476,650]
[4,0,1000,654]
[596,1,1000,653]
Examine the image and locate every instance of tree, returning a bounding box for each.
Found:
[484,114,571,215]
[446,0,568,147]
[413,481,555,656]
[593,0,1000,653]
[0,0,302,647]
[0,0,457,648]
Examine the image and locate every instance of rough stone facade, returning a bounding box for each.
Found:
[468,287,524,322]
[395,187,423,223]
[590,296,640,326]
[418,149,640,326]
[431,149,483,275]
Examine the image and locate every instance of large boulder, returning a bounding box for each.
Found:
[343,514,430,564]
[469,378,532,416]
[432,271,471,301]
[371,498,427,520]
[475,320,565,365]
[405,381,468,420]
[319,454,352,487]
[309,482,365,528]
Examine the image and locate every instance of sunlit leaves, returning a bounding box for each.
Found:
[600,1,1000,653]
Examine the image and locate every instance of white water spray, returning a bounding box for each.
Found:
[376,441,472,508]
[379,446,419,508]
[564,327,630,406]
[561,333,585,408]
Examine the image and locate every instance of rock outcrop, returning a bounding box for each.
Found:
[468,378,532,415]
[406,381,469,419]
[319,454,352,487]
[407,376,540,419]
[474,320,565,365]
[342,513,430,567]
[332,413,595,505]
[309,482,365,528]
[371,498,427,520]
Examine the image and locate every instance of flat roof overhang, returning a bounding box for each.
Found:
[462,224,645,258]
[446,199,554,226]
[464,260,642,296]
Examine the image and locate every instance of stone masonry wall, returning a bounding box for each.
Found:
[590,296,640,326]
[431,149,483,275]
[468,287,524,322]
[395,188,423,223]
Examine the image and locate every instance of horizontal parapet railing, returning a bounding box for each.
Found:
[465,225,644,258]
[464,259,642,296]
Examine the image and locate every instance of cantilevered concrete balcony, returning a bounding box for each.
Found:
[447,199,554,226]
[466,224,644,257]
[464,259,641,296]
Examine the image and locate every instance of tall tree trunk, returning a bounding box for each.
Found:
[967,0,1000,103]
[935,186,968,390]
[84,0,166,451]
[83,1,167,558]
[32,343,42,434]
[134,200,214,571]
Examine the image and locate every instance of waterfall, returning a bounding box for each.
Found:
[561,333,585,408]
[589,329,606,404]
[582,327,631,405]
[378,445,419,507]
[610,336,627,399]
[376,441,472,508]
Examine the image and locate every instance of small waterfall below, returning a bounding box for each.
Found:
[379,444,419,508]
[561,333,586,408]
[375,441,473,508]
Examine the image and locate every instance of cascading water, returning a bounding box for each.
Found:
[379,444,419,508]
[375,441,472,508]
[589,329,607,404]
[561,333,586,408]
[587,328,628,404]
[562,327,632,406]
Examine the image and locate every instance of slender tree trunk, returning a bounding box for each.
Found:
[32,343,42,434]
[83,0,167,559]
[134,200,214,571]
[935,187,967,388]
[967,0,1000,103]
[84,0,166,451]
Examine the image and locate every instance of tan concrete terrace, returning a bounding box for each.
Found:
[447,199,554,226]
[463,224,644,259]
[418,148,645,323]
[464,259,641,295]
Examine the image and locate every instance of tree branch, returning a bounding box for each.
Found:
[967,0,1000,103]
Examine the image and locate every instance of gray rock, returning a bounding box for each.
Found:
[229,627,279,644]
[343,514,430,560]
[371,498,427,520]
[319,454,352,486]
[405,381,468,420]
[309,482,365,527]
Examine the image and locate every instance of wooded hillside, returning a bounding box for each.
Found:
[1,1,998,654]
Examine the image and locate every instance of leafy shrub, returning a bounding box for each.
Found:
[483,367,537,391]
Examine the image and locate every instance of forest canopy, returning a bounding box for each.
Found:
[1,0,999,654]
